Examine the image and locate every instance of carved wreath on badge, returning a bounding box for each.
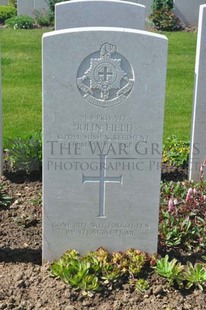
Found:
[77,43,134,108]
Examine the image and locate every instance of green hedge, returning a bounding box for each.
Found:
[0,5,16,24]
[5,15,35,29]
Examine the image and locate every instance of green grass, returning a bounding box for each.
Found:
[1,28,50,147]
[163,31,197,141]
[0,28,197,147]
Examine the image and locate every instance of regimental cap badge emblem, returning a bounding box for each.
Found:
[77,43,134,108]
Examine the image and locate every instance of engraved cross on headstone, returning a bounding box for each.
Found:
[82,154,122,218]
[98,66,113,81]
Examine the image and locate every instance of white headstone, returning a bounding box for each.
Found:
[138,0,152,16]
[55,0,146,30]
[34,0,48,12]
[0,0,8,5]
[42,27,168,262]
[17,0,48,17]
[189,5,206,180]
[17,0,33,16]
[174,0,205,27]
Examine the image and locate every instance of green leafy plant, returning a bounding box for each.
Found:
[46,0,68,13]
[83,252,102,275]
[8,0,17,8]
[51,252,101,292]
[151,8,183,31]
[163,135,189,167]
[13,214,38,228]
[45,0,68,24]
[97,249,126,286]
[34,9,52,27]
[0,4,16,23]
[79,274,100,292]
[150,0,183,31]
[135,278,149,293]
[152,0,173,11]
[5,15,35,29]
[161,181,188,201]
[0,183,13,207]
[5,132,42,173]
[126,248,148,277]
[51,248,149,294]
[64,260,91,288]
[51,248,206,294]
[101,263,124,285]
[153,255,184,287]
[184,262,206,290]
[159,181,206,251]
[159,212,182,247]
[30,191,42,207]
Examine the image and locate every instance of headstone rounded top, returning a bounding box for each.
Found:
[56,0,145,7]
[55,0,146,30]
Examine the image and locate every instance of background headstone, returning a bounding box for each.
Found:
[189,5,206,180]
[17,0,33,16]
[43,27,168,262]
[174,0,206,27]
[122,0,152,17]
[0,0,8,5]
[17,0,48,17]
[55,0,146,30]
[138,0,152,16]
[34,0,48,12]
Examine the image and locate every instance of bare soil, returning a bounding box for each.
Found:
[0,166,206,310]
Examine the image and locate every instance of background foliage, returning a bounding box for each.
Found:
[0,5,16,23]
[152,0,174,11]
[150,0,183,31]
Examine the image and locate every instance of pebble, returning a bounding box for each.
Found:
[113,300,122,309]
[36,301,43,308]
[8,297,15,304]
[64,306,77,310]
[82,299,93,307]
[16,280,26,288]
[7,303,15,309]
[153,285,164,295]
[0,304,7,310]
[184,303,192,309]
[15,272,24,282]
[18,305,26,310]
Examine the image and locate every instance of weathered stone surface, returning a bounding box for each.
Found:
[17,0,48,17]
[42,27,168,261]
[174,0,205,27]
